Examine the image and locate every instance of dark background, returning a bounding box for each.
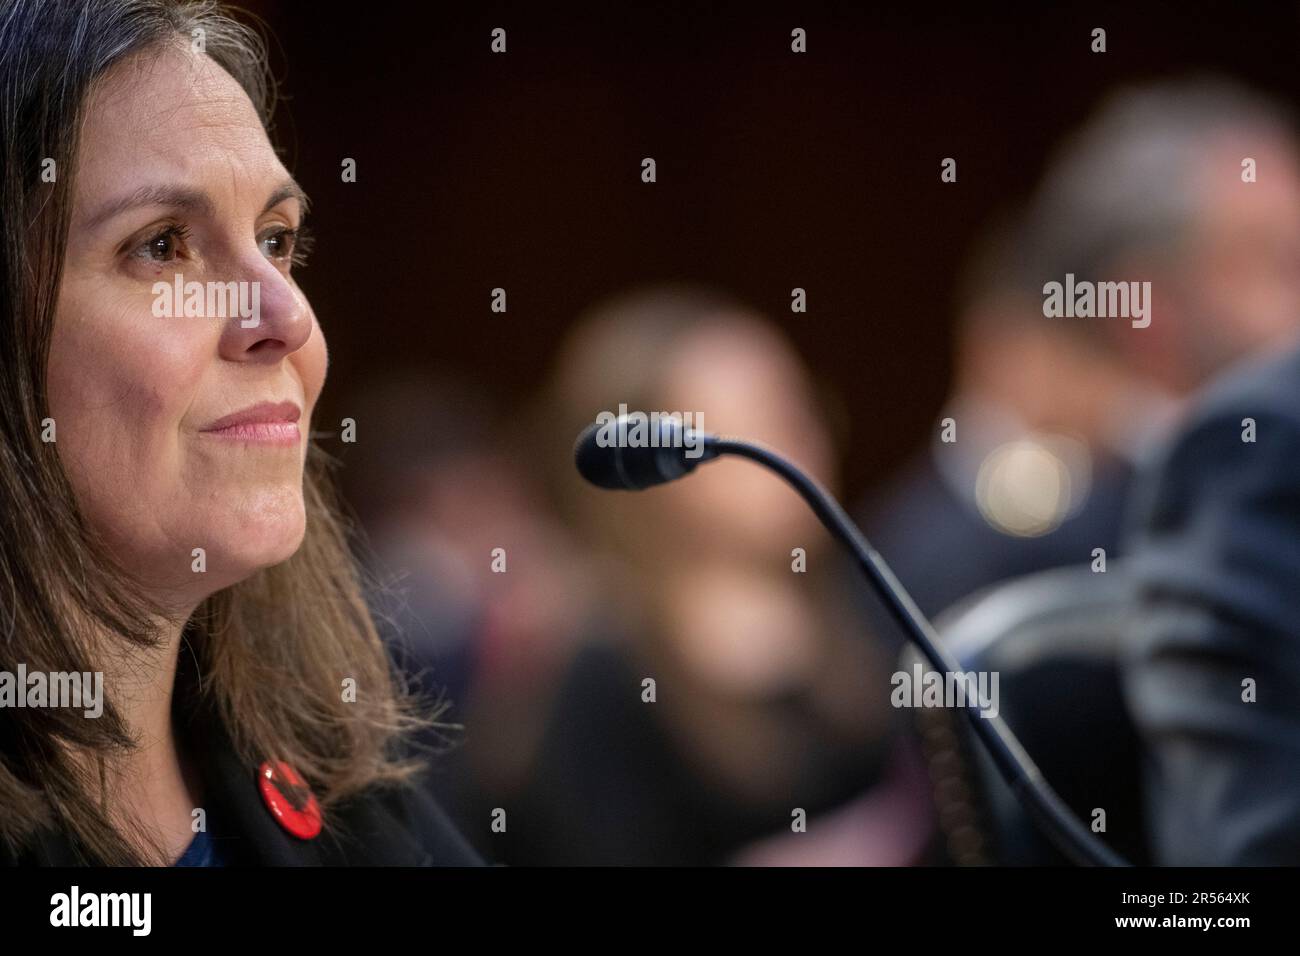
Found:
[239,0,1299,498]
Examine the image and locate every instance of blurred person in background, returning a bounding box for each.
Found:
[862,76,1300,621]
[1121,330,1300,865]
[465,284,936,866]
[862,217,1141,620]
[1113,84,1300,864]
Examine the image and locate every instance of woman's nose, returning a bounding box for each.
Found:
[215,256,313,363]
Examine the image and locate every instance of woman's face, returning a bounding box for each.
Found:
[49,44,327,610]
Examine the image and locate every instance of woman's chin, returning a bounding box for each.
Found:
[182,508,308,593]
[232,512,308,569]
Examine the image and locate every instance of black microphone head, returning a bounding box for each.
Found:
[574,414,716,490]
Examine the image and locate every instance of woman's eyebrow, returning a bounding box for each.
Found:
[84,184,213,230]
[84,178,310,230]
[264,179,310,217]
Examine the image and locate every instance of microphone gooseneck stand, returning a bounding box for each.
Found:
[708,434,1129,867]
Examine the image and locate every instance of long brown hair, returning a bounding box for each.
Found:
[0,0,440,864]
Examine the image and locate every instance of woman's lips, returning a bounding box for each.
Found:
[200,401,302,445]
[201,421,301,445]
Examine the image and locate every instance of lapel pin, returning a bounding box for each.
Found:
[258,760,322,840]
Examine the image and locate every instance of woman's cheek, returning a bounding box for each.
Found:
[48,291,201,523]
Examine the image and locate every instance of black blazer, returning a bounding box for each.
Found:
[1121,342,1300,865]
[2,692,485,867]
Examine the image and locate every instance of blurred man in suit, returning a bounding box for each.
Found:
[1122,343,1300,864]
[863,77,1300,622]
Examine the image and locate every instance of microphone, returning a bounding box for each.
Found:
[573,414,718,490]
[573,414,1128,867]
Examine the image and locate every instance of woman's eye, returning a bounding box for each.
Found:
[261,225,313,267]
[132,224,190,263]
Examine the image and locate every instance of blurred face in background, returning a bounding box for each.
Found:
[1174,133,1300,380]
[577,313,879,793]
[560,308,846,708]
[647,314,835,560]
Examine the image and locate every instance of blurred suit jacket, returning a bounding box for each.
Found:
[1123,342,1300,865]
